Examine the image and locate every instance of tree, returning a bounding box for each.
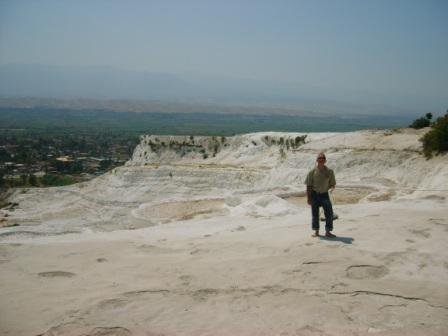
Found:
[71,161,83,173]
[279,148,286,159]
[100,159,113,171]
[295,135,306,147]
[410,113,432,129]
[29,174,38,186]
[213,143,219,157]
[410,117,430,129]
[421,113,448,158]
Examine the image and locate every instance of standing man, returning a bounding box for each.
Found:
[305,152,336,238]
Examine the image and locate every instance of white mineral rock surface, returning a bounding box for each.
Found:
[0,128,447,336]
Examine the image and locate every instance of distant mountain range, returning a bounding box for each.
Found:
[0,63,426,117]
[0,97,318,117]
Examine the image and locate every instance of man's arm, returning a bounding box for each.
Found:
[329,170,336,192]
[306,185,313,205]
[304,170,313,205]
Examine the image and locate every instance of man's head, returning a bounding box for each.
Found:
[316,152,326,166]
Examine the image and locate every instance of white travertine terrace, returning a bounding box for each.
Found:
[0,128,447,336]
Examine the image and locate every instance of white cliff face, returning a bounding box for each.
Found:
[0,128,446,236]
[127,133,307,166]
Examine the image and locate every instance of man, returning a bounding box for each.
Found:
[305,152,336,238]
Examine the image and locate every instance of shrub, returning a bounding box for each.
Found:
[295,135,307,147]
[421,113,448,158]
[20,174,28,185]
[29,174,38,186]
[41,174,76,186]
[279,148,286,159]
[410,117,430,129]
[410,113,432,129]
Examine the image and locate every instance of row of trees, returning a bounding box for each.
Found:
[0,173,76,188]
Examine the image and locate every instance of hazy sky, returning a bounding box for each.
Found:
[0,0,447,109]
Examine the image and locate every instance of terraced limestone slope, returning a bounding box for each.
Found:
[1,128,446,237]
[1,128,447,336]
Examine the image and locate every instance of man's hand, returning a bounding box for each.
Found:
[307,198,312,206]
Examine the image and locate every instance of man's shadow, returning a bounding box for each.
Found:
[319,236,354,244]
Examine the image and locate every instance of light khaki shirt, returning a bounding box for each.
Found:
[305,166,336,193]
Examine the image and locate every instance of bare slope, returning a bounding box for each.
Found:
[1,127,445,235]
[0,128,447,336]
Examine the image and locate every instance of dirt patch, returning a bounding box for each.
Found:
[422,194,446,201]
[346,265,389,279]
[136,198,228,224]
[333,187,379,204]
[38,271,76,278]
[86,327,132,336]
[282,187,377,206]
[366,190,396,202]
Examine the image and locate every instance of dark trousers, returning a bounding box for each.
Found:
[311,191,333,231]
